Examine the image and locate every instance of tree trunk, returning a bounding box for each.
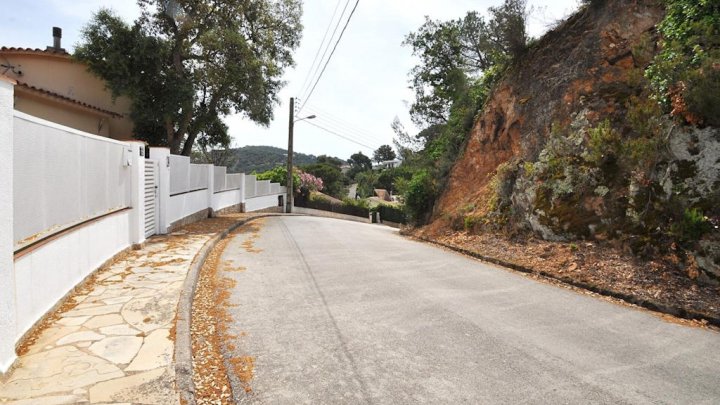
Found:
[180,131,198,156]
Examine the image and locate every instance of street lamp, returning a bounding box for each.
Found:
[286,97,316,213]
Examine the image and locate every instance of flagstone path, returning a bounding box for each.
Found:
[0,214,256,405]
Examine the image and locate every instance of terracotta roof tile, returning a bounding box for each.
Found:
[0,46,70,57]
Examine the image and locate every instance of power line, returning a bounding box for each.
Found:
[298,0,361,112]
[304,104,388,145]
[310,115,386,147]
[297,0,346,99]
[302,120,376,151]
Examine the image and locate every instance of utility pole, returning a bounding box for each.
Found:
[286,97,294,213]
[285,98,315,214]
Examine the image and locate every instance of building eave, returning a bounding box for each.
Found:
[15,80,123,119]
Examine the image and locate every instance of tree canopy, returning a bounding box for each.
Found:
[301,163,345,198]
[402,0,528,127]
[346,151,373,179]
[75,0,303,155]
[373,144,397,162]
[316,154,345,168]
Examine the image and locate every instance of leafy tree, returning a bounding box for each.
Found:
[373,144,397,163]
[391,117,424,160]
[487,0,530,60]
[402,0,529,126]
[316,154,345,168]
[301,163,345,198]
[347,151,373,179]
[375,167,409,194]
[355,170,379,198]
[404,169,437,224]
[76,0,302,155]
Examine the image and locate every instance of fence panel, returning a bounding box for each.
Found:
[169,155,208,195]
[169,155,189,196]
[188,164,208,191]
[245,175,257,198]
[226,174,243,191]
[13,113,131,247]
[214,166,227,193]
[257,180,271,196]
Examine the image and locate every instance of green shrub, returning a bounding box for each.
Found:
[341,197,370,210]
[256,165,300,189]
[463,215,480,231]
[378,204,407,224]
[646,0,720,123]
[684,60,720,127]
[404,170,436,224]
[298,195,370,218]
[672,208,712,243]
[585,120,621,166]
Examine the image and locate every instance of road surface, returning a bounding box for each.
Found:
[220,216,720,404]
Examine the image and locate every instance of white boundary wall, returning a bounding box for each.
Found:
[0,77,17,372]
[245,194,283,212]
[13,211,131,341]
[0,81,285,372]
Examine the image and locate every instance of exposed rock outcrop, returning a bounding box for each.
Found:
[425,0,720,282]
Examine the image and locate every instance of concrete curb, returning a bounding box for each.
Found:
[174,214,280,405]
[414,236,720,328]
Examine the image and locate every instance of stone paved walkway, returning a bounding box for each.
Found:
[0,214,255,405]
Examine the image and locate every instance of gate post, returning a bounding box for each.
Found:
[150,147,171,234]
[127,141,147,245]
[206,164,215,216]
[0,76,17,372]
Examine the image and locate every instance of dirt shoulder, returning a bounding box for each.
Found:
[407,228,720,328]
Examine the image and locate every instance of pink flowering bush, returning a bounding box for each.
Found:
[298,171,323,192]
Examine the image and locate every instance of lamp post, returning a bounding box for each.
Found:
[286,97,316,213]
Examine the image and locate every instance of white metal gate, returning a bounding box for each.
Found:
[144,159,159,238]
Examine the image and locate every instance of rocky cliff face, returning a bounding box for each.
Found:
[426,0,720,282]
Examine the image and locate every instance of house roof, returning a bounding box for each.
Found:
[0,46,70,58]
[14,79,123,118]
[374,189,391,201]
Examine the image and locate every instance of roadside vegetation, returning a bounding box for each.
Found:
[398,0,720,287]
[390,0,531,225]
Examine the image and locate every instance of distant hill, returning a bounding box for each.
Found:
[228,145,317,174]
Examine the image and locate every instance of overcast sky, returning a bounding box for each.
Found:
[1,0,579,160]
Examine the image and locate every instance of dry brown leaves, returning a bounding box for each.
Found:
[239,221,264,254]
[191,220,264,404]
[191,236,234,404]
[230,356,255,393]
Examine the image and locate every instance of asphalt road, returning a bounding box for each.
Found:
[220,216,720,404]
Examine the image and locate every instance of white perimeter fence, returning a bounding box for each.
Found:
[0,79,285,372]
